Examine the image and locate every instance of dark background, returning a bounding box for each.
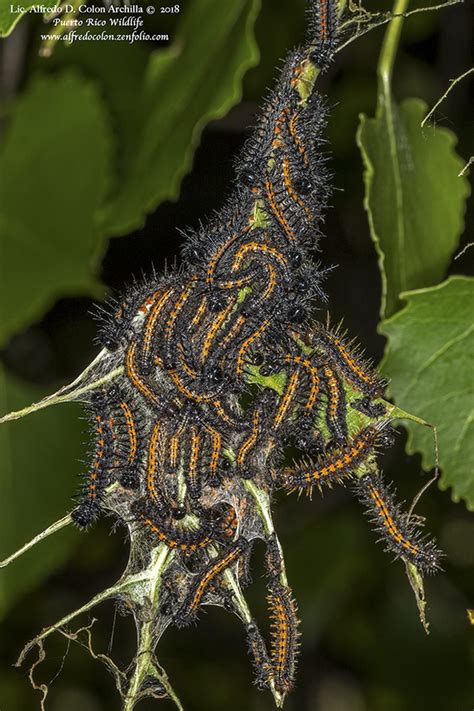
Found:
[1,1,473,709]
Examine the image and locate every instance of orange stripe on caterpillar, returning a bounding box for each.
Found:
[146,420,163,503]
[187,425,202,497]
[264,179,296,241]
[310,323,387,397]
[175,540,247,625]
[200,297,236,363]
[214,274,255,290]
[126,342,162,409]
[167,368,206,403]
[289,112,308,163]
[220,314,246,352]
[273,370,300,429]
[283,425,382,495]
[355,473,443,575]
[308,0,338,70]
[322,363,347,441]
[211,399,239,427]
[177,343,197,379]
[273,106,290,139]
[231,241,290,273]
[236,408,261,470]
[236,320,270,376]
[282,157,313,218]
[86,415,106,502]
[140,287,174,363]
[204,424,222,481]
[72,409,112,528]
[283,354,321,414]
[267,582,300,694]
[206,233,240,285]
[262,264,278,301]
[119,400,138,464]
[163,280,196,359]
[190,296,208,329]
[137,510,212,553]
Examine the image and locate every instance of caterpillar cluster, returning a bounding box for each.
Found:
[72,0,442,698]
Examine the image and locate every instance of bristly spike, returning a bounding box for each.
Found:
[354,472,443,575]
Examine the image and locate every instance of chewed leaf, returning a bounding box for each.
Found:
[380,276,474,509]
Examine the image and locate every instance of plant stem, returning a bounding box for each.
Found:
[0,354,123,424]
[244,480,288,588]
[16,580,129,667]
[421,67,474,127]
[122,545,183,711]
[0,514,72,567]
[378,0,409,104]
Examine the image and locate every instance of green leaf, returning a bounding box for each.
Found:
[357,97,470,319]
[0,366,83,616]
[0,72,113,346]
[100,0,261,237]
[0,0,35,37]
[42,39,149,197]
[380,276,474,509]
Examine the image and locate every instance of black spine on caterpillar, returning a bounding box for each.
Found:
[174,538,248,627]
[94,280,162,353]
[267,581,301,695]
[132,498,213,555]
[320,362,348,443]
[246,620,272,690]
[351,396,387,419]
[180,188,255,274]
[235,49,305,189]
[264,533,285,582]
[282,424,393,495]
[72,392,113,527]
[353,472,443,575]
[309,322,388,398]
[108,390,146,491]
[307,0,340,71]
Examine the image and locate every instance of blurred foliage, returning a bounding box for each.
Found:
[99,0,261,237]
[0,72,112,347]
[0,365,83,616]
[0,0,473,709]
[0,0,35,37]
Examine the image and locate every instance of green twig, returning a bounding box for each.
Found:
[378,0,409,103]
[421,67,474,127]
[123,545,181,711]
[0,514,72,567]
[0,352,123,424]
